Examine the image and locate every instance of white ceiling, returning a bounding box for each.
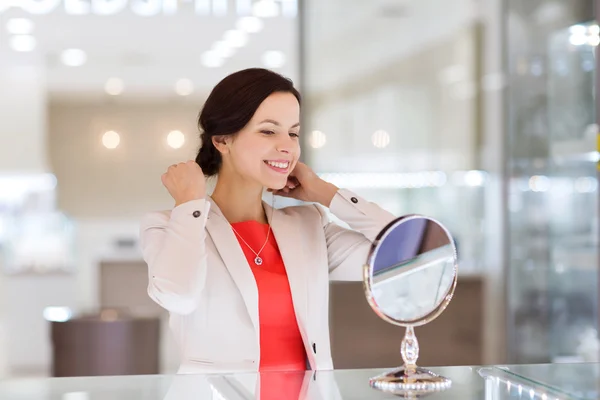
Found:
[304,0,479,93]
[0,0,479,100]
[0,1,299,99]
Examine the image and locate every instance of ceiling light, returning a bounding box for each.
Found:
[464,170,486,187]
[213,41,235,58]
[223,30,248,48]
[175,79,194,96]
[104,78,124,95]
[9,35,36,52]
[102,131,120,149]
[588,35,599,47]
[309,130,326,149]
[167,130,185,149]
[569,25,587,35]
[590,25,600,35]
[43,307,72,322]
[528,175,551,192]
[6,18,34,34]
[201,51,224,68]
[371,130,390,148]
[252,0,278,18]
[262,50,285,68]
[236,16,263,33]
[60,48,87,67]
[569,34,587,46]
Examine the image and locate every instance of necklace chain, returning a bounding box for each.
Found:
[231,225,271,265]
[226,196,275,266]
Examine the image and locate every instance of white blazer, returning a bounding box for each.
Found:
[139,189,396,374]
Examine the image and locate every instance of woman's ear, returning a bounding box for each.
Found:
[212,135,230,154]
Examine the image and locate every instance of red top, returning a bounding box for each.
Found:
[230,220,307,371]
[231,221,307,400]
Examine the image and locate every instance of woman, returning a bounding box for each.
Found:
[140,68,397,375]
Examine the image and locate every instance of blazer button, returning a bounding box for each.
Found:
[350,197,358,204]
[192,210,201,218]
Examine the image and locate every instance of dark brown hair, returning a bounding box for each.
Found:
[195,68,301,176]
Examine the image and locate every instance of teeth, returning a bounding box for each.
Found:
[266,161,289,169]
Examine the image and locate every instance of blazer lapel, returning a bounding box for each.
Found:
[265,201,310,341]
[204,197,260,335]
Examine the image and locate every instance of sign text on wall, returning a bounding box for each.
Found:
[0,0,293,17]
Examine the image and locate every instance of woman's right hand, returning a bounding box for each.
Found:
[161,160,206,207]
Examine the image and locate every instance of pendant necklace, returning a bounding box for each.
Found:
[228,196,275,266]
[231,225,271,266]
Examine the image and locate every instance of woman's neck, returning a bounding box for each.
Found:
[211,173,267,224]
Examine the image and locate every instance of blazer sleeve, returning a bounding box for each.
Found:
[317,189,397,281]
[139,199,211,315]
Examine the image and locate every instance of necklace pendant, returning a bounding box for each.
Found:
[254,256,263,266]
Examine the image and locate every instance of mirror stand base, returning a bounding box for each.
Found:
[369,366,452,397]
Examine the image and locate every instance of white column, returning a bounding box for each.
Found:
[0,61,49,377]
[0,64,48,174]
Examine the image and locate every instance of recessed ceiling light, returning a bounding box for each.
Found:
[223,30,248,48]
[175,79,194,96]
[42,307,72,322]
[201,51,223,68]
[262,50,285,68]
[252,0,279,18]
[60,48,87,67]
[372,130,390,148]
[309,130,326,149]
[9,35,36,52]
[104,78,124,95]
[236,16,263,33]
[167,130,185,149]
[213,40,235,58]
[569,33,587,46]
[569,25,587,35]
[6,18,34,35]
[102,131,120,149]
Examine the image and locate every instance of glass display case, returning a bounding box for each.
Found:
[505,0,598,363]
[0,364,599,399]
[0,174,75,275]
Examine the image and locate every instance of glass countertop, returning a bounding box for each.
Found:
[494,363,600,400]
[0,364,593,399]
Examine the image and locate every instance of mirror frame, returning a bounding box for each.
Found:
[362,214,459,327]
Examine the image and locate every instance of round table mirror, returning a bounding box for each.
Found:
[363,214,458,396]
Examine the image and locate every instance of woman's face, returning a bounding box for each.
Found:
[220,91,301,190]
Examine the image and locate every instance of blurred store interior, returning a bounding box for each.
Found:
[0,0,597,378]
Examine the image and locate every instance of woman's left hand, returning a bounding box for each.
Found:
[269,162,338,207]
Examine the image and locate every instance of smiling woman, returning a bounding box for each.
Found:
[195,68,301,190]
[139,67,398,379]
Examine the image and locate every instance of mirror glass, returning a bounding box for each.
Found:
[364,215,458,396]
[370,217,456,323]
